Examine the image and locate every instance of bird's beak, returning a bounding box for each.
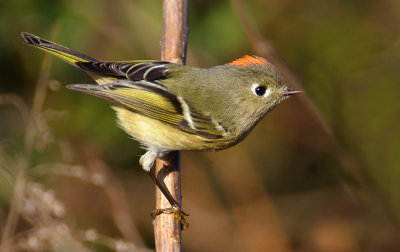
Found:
[282,88,303,96]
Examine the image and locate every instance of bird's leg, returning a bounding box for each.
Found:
[147,170,189,229]
[140,150,189,229]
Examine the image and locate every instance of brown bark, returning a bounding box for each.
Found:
[154,0,188,251]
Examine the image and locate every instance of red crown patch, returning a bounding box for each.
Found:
[227,55,267,66]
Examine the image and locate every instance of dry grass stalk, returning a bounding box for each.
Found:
[0,24,149,251]
[0,26,59,251]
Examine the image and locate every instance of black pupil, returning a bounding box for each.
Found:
[255,86,266,96]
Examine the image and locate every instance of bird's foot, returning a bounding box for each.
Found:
[151,205,189,230]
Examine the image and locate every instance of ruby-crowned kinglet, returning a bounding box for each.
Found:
[22,32,300,227]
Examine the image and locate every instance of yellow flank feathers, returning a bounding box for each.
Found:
[113,107,231,151]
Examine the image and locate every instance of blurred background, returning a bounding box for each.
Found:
[1,0,400,251]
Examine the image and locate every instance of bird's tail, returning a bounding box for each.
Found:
[21,32,100,65]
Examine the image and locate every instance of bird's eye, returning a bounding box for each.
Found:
[254,86,266,96]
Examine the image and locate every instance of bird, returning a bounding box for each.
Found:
[22,32,301,229]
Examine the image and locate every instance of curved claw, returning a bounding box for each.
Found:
[151,206,190,230]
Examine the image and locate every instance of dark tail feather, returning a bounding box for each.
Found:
[21,32,100,65]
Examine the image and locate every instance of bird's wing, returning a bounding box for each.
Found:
[22,32,226,138]
[67,81,228,139]
[75,61,171,84]
[22,32,170,85]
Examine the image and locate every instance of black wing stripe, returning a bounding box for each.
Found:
[126,64,150,81]
[76,61,125,76]
[119,63,134,72]
[77,61,171,83]
[126,64,169,82]
[143,65,168,81]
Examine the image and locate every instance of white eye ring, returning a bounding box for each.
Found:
[251,83,270,97]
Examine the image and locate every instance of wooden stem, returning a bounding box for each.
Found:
[154,0,188,251]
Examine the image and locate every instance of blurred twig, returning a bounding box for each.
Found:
[33,157,150,251]
[25,25,61,153]
[230,0,332,137]
[30,159,150,252]
[230,0,363,184]
[0,93,30,124]
[0,24,60,251]
[0,163,27,251]
[10,182,90,252]
[153,0,188,251]
[206,148,293,252]
[84,148,148,251]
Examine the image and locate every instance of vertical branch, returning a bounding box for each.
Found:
[161,0,188,64]
[154,0,188,251]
